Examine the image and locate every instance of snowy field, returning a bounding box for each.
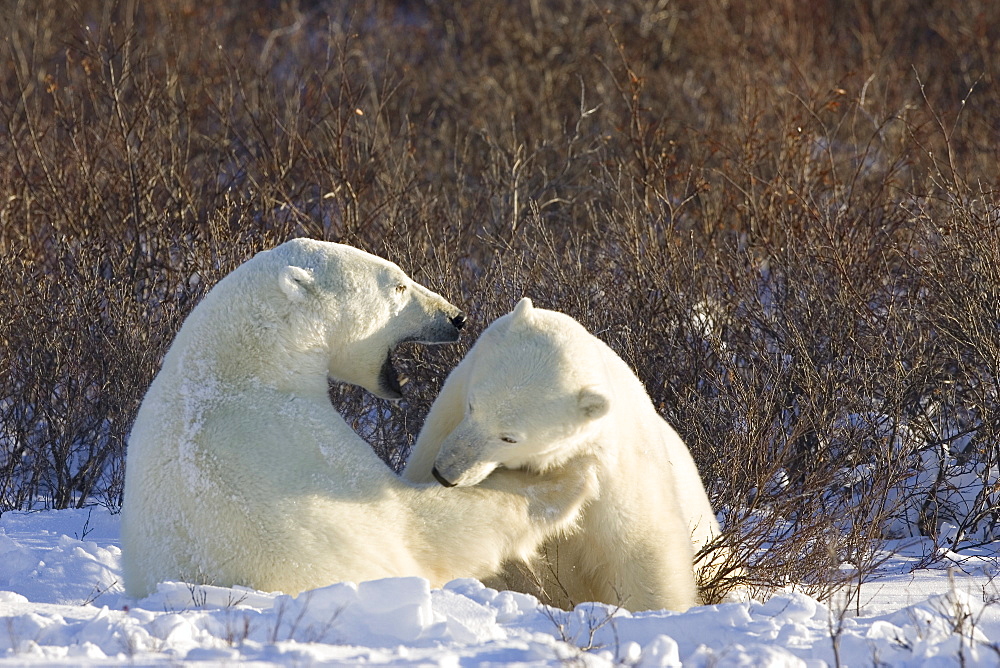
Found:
[1,508,999,666]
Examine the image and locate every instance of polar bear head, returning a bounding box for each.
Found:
[430,298,610,487]
[239,238,466,400]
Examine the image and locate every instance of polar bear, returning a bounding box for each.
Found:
[403,298,722,612]
[121,240,597,599]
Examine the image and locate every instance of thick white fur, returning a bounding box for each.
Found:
[403,298,720,612]
[121,241,597,598]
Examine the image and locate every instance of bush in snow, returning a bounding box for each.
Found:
[1,0,998,602]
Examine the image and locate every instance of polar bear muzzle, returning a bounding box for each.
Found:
[406,310,467,347]
[422,310,467,344]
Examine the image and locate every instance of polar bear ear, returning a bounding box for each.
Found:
[511,297,534,323]
[279,265,315,302]
[578,388,609,420]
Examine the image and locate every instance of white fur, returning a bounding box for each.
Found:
[121,241,597,598]
[403,298,720,612]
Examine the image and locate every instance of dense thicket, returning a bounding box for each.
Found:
[2,0,998,601]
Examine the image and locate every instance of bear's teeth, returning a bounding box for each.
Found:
[398,375,410,387]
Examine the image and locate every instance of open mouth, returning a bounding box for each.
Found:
[378,351,406,400]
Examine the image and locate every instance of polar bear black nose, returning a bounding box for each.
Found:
[432,466,457,488]
[450,312,467,330]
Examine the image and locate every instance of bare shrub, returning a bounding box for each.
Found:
[1,0,998,603]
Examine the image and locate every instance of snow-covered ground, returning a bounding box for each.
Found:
[1,507,998,666]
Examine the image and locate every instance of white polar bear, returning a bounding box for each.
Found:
[403,298,722,612]
[121,240,597,599]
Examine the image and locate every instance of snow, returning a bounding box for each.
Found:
[1,507,999,666]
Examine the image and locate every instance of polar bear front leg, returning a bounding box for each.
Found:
[402,354,472,483]
[404,453,599,587]
[482,453,600,551]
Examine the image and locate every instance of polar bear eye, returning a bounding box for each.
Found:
[500,436,518,444]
